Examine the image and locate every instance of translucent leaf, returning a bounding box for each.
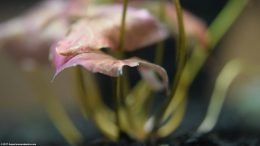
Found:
[55,4,168,55]
[53,51,169,91]
[165,4,209,48]
[128,1,209,48]
[0,0,69,64]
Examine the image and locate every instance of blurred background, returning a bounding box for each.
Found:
[0,0,260,145]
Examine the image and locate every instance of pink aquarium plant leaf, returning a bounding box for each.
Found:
[165,3,210,48]
[55,4,168,56]
[0,0,70,65]
[53,51,169,91]
[124,1,210,48]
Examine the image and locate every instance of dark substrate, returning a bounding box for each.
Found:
[82,130,260,146]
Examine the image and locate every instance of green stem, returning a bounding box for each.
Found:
[115,0,130,100]
[155,0,166,65]
[151,0,186,134]
[75,67,89,117]
[75,66,118,140]
[156,93,187,137]
[158,0,248,136]
[113,0,130,136]
[124,81,154,140]
[184,0,249,93]
[208,0,248,48]
[115,0,128,130]
[118,0,128,51]
[74,66,115,119]
[114,76,136,138]
[174,0,186,64]
[171,0,187,93]
[115,76,123,129]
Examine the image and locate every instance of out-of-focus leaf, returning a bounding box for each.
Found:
[165,3,209,48]
[64,0,89,18]
[55,4,168,55]
[197,60,242,134]
[0,0,69,64]
[53,51,169,91]
[129,1,209,48]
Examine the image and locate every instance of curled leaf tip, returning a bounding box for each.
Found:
[52,51,169,91]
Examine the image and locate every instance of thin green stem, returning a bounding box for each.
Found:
[115,76,123,129]
[156,93,187,137]
[158,0,249,135]
[115,0,128,131]
[171,0,187,92]
[151,0,186,134]
[208,0,248,48]
[174,0,186,63]
[114,1,151,135]
[114,76,134,138]
[155,42,164,65]
[75,66,118,140]
[124,81,154,140]
[74,66,115,119]
[155,0,166,65]
[115,0,130,100]
[75,67,89,115]
[118,0,128,51]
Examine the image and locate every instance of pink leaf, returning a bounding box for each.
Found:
[0,0,69,64]
[55,4,168,56]
[50,44,74,70]
[165,4,210,48]
[126,1,210,48]
[53,51,169,91]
